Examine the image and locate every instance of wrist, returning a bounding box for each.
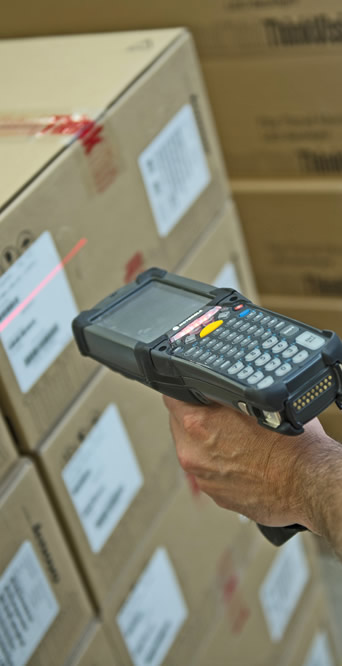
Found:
[293,424,342,542]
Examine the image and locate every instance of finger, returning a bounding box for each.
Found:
[163,395,201,428]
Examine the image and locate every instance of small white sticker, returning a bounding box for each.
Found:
[117,548,188,666]
[303,631,334,666]
[259,536,309,642]
[214,262,241,292]
[0,541,59,666]
[138,104,211,237]
[62,404,143,554]
[0,231,78,393]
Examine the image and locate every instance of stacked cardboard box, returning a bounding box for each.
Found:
[3,1,342,180]
[0,29,228,451]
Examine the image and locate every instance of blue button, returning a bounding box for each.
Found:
[239,309,250,318]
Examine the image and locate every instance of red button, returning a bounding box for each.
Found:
[233,304,244,311]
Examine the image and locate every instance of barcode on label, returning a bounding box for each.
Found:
[24,324,59,366]
[0,298,19,322]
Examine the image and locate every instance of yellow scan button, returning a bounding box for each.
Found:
[200,320,224,338]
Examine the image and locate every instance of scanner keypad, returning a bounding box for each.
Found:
[171,304,326,389]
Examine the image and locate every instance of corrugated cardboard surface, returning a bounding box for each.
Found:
[233,180,342,296]
[176,198,258,303]
[0,461,93,666]
[103,481,257,665]
[192,533,319,666]
[38,368,182,608]
[67,621,119,666]
[0,30,228,451]
[3,2,342,179]
[0,410,17,485]
[275,584,340,666]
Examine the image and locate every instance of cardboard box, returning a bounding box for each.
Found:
[176,199,258,303]
[233,180,342,296]
[0,410,17,485]
[0,460,93,666]
[67,621,119,666]
[3,3,342,179]
[38,368,183,608]
[192,533,319,666]
[203,55,342,178]
[0,30,228,451]
[319,406,342,444]
[2,0,342,58]
[275,584,340,666]
[103,481,257,666]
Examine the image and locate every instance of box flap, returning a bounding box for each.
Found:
[0,29,183,210]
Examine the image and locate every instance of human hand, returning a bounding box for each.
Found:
[163,397,331,533]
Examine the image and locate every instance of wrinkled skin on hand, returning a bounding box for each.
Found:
[163,396,325,533]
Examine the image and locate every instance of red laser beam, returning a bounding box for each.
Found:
[0,237,88,334]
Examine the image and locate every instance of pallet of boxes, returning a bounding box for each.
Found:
[0,27,339,666]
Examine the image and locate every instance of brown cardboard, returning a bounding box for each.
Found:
[192,532,319,666]
[274,584,340,666]
[203,55,342,178]
[3,0,342,57]
[67,621,119,666]
[3,3,342,179]
[103,481,258,666]
[0,460,93,666]
[0,30,228,451]
[38,368,183,608]
[176,199,258,303]
[0,410,17,485]
[233,180,342,296]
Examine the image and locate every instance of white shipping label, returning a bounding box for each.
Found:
[138,104,211,237]
[0,231,78,393]
[303,631,334,666]
[259,536,309,642]
[117,548,188,666]
[214,262,241,292]
[0,541,59,666]
[62,404,143,554]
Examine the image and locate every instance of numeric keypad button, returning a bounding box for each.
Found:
[228,361,244,375]
[248,325,257,335]
[257,376,275,389]
[234,335,244,344]
[240,322,250,332]
[245,348,261,362]
[219,329,230,340]
[206,339,217,348]
[234,351,245,361]
[199,351,210,361]
[293,350,309,364]
[255,353,271,367]
[296,332,325,350]
[192,349,203,359]
[238,366,254,380]
[254,313,264,322]
[274,321,285,332]
[233,320,244,330]
[248,371,264,385]
[262,336,278,349]
[247,340,259,351]
[260,316,271,326]
[220,360,231,370]
[275,363,292,377]
[213,342,224,351]
[261,330,272,340]
[265,358,281,372]
[272,340,288,354]
[282,345,298,359]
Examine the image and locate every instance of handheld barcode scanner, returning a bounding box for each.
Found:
[73,268,342,546]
